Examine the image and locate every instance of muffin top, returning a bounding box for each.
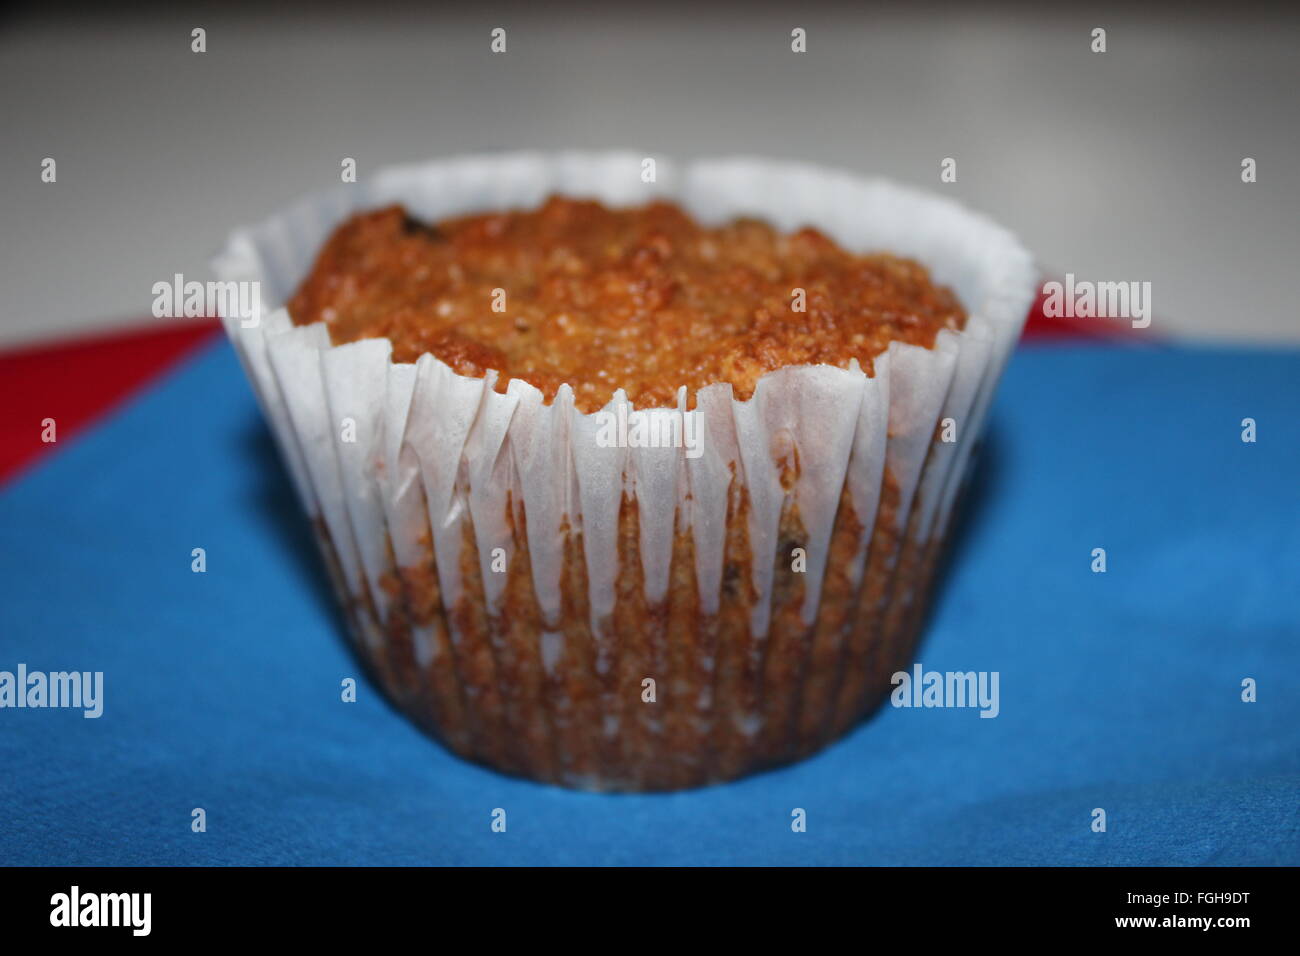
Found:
[287,197,966,412]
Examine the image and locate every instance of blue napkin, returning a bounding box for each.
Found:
[1,340,1296,866]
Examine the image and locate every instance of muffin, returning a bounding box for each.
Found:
[214,152,1036,790]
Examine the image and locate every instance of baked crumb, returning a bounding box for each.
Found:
[288,197,966,411]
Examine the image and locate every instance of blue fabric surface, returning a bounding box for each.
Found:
[1,340,1297,866]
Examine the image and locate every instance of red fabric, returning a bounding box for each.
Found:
[0,319,221,483]
[1019,287,1148,343]
[0,290,1139,485]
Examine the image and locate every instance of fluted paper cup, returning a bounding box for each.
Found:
[213,152,1036,790]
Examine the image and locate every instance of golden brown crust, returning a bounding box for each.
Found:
[287,199,967,412]
[289,196,971,790]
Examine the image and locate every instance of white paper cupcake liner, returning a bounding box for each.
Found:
[213,151,1036,789]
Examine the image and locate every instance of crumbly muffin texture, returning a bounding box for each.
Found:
[278,194,977,789]
[287,198,966,411]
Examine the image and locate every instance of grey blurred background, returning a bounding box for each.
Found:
[1,1,1297,347]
